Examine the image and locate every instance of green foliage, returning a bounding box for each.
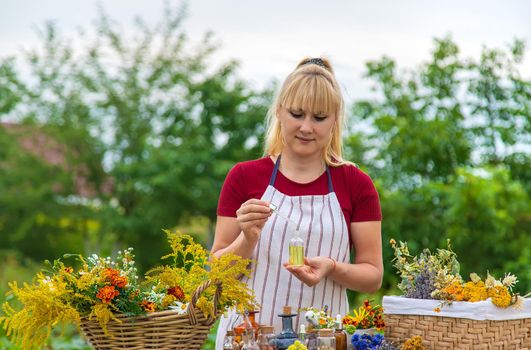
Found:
[348,36,530,294]
[0,5,272,269]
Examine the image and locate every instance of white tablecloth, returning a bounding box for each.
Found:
[382,295,531,321]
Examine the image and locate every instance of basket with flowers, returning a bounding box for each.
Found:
[383,239,531,349]
[0,229,257,349]
[342,299,385,336]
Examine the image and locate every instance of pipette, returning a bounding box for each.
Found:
[269,203,305,266]
[269,203,299,229]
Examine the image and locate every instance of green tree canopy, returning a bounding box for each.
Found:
[347,36,530,293]
[0,5,272,268]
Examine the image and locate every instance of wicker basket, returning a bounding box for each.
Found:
[383,296,531,349]
[80,280,222,349]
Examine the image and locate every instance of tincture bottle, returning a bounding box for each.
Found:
[333,315,347,350]
[273,306,298,350]
[288,230,304,266]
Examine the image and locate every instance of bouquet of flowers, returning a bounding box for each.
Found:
[302,306,335,329]
[342,299,385,334]
[390,238,527,309]
[0,229,257,349]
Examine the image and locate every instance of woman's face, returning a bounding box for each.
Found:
[277,106,336,158]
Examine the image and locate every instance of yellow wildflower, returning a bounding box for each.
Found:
[463,281,488,302]
[162,294,177,308]
[77,272,97,291]
[489,285,511,308]
[402,335,426,350]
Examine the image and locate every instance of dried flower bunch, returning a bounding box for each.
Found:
[0,229,257,349]
[390,239,460,300]
[342,299,385,333]
[390,239,525,309]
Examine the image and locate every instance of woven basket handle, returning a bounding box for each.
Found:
[186,279,222,326]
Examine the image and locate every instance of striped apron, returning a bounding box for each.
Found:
[215,156,350,349]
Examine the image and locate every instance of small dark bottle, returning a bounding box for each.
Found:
[272,306,298,350]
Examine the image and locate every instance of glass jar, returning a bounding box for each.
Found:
[258,326,277,350]
[305,329,319,350]
[317,329,336,350]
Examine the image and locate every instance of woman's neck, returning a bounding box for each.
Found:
[273,151,326,184]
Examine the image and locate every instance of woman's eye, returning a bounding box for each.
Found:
[289,111,303,118]
[315,116,327,122]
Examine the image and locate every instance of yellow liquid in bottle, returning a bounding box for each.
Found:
[289,245,304,266]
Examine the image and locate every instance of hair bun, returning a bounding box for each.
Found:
[297,57,334,73]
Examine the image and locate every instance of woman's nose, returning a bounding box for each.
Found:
[299,116,313,133]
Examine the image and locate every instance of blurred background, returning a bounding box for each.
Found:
[1,0,530,348]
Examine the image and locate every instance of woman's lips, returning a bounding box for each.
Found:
[296,136,314,142]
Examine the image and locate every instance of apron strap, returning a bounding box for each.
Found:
[269,155,334,193]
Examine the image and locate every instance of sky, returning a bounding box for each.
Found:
[1,0,530,100]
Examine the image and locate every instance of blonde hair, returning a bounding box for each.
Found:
[264,57,348,166]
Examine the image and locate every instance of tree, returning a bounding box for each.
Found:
[0,4,272,269]
[348,37,530,293]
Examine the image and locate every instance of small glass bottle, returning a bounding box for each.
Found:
[241,311,260,350]
[235,310,261,341]
[258,326,277,350]
[333,315,347,350]
[234,327,244,350]
[288,230,304,266]
[224,330,236,350]
[317,329,336,350]
[273,306,298,350]
[298,324,307,344]
[270,203,305,266]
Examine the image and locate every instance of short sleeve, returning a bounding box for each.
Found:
[217,163,246,217]
[351,169,382,222]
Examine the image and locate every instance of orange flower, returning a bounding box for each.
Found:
[96,285,119,303]
[111,275,128,288]
[434,307,441,313]
[167,286,185,301]
[141,300,156,312]
[104,268,120,280]
[443,280,464,301]
[342,315,357,326]
[63,267,74,273]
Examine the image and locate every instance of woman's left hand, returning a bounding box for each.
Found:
[283,257,335,287]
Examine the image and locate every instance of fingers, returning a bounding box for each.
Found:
[236,200,272,223]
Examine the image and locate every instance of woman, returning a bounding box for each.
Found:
[212,57,382,347]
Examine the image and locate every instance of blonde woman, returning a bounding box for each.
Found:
[212,58,383,346]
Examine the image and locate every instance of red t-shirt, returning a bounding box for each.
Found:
[217,157,382,235]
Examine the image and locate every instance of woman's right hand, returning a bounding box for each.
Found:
[236,199,272,243]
